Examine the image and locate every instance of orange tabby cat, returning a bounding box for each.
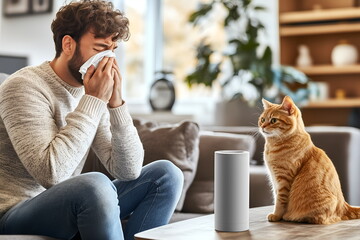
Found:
[259,96,360,224]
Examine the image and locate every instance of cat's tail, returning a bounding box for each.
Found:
[342,202,360,220]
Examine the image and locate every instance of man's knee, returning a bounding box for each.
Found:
[73,172,118,207]
[146,160,184,191]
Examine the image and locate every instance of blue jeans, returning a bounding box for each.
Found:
[0,160,183,240]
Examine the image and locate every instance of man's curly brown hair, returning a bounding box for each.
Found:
[51,0,130,58]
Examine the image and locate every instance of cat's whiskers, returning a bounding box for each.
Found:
[253,128,262,138]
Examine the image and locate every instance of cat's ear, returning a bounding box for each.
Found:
[262,98,273,109]
[281,96,296,115]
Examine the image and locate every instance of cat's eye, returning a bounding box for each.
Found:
[261,117,265,123]
[270,118,277,124]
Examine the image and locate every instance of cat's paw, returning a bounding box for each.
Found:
[268,213,282,222]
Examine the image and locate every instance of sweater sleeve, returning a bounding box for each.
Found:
[0,76,106,188]
[91,103,144,181]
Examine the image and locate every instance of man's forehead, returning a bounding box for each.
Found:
[86,31,118,47]
[88,29,118,39]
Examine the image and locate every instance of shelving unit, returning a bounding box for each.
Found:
[297,64,360,75]
[305,98,360,108]
[280,23,360,36]
[279,0,360,126]
[279,8,360,24]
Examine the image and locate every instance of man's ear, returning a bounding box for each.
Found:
[262,98,273,109]
[281,96,296,115]
[62,35,76,56]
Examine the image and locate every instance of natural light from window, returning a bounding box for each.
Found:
[162,0,224,101]
[122,0,147,101]
[122,0,224,103]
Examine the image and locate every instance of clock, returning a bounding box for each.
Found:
[149,72,176,111]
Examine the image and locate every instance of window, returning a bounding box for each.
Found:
[115,0,275,125]
[120,0,147,101]
[120,0,219,104]
[162,0,218,100]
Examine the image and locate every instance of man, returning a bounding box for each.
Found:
[0,1,183,240]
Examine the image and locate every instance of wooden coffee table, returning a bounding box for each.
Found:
[135,205,360,240]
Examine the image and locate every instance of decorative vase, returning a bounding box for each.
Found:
[296,44,313,67]
[331,41,358,66]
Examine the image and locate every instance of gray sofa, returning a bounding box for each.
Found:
[171,125,360,222]
[1,125,360,239]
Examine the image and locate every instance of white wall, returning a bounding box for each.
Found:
[0,1,65,65]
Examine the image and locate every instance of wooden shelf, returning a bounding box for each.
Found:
[303,98,360,108]
[296,64,360,75]
[279,1,360,126]
[280,22,360,36]
[280,8,360,24]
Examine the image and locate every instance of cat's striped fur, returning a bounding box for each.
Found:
[259,96,360,224]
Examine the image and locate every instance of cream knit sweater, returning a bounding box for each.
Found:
[0,62,144,218]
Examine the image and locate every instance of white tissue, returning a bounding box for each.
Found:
[79,50,116,79]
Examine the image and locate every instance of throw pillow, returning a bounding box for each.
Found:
[133,118,200,211]
[193,131,255,181]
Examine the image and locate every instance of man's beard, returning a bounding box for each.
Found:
[68,44,84,85]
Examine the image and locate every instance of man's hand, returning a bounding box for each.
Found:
[83,57,115,103]
[108,59,123,108]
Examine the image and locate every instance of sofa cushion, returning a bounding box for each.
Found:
[133,119,200,211]
[202,126,264,165]
[249,165,273,207]
[194,131,255,181]
[181,181,213,213]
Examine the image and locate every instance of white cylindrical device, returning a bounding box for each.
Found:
[214,150,249,232]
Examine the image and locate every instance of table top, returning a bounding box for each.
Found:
[134,205,360,240]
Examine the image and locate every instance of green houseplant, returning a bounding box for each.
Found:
[185,0,311,108]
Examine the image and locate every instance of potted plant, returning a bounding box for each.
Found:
[185,0,311,125]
